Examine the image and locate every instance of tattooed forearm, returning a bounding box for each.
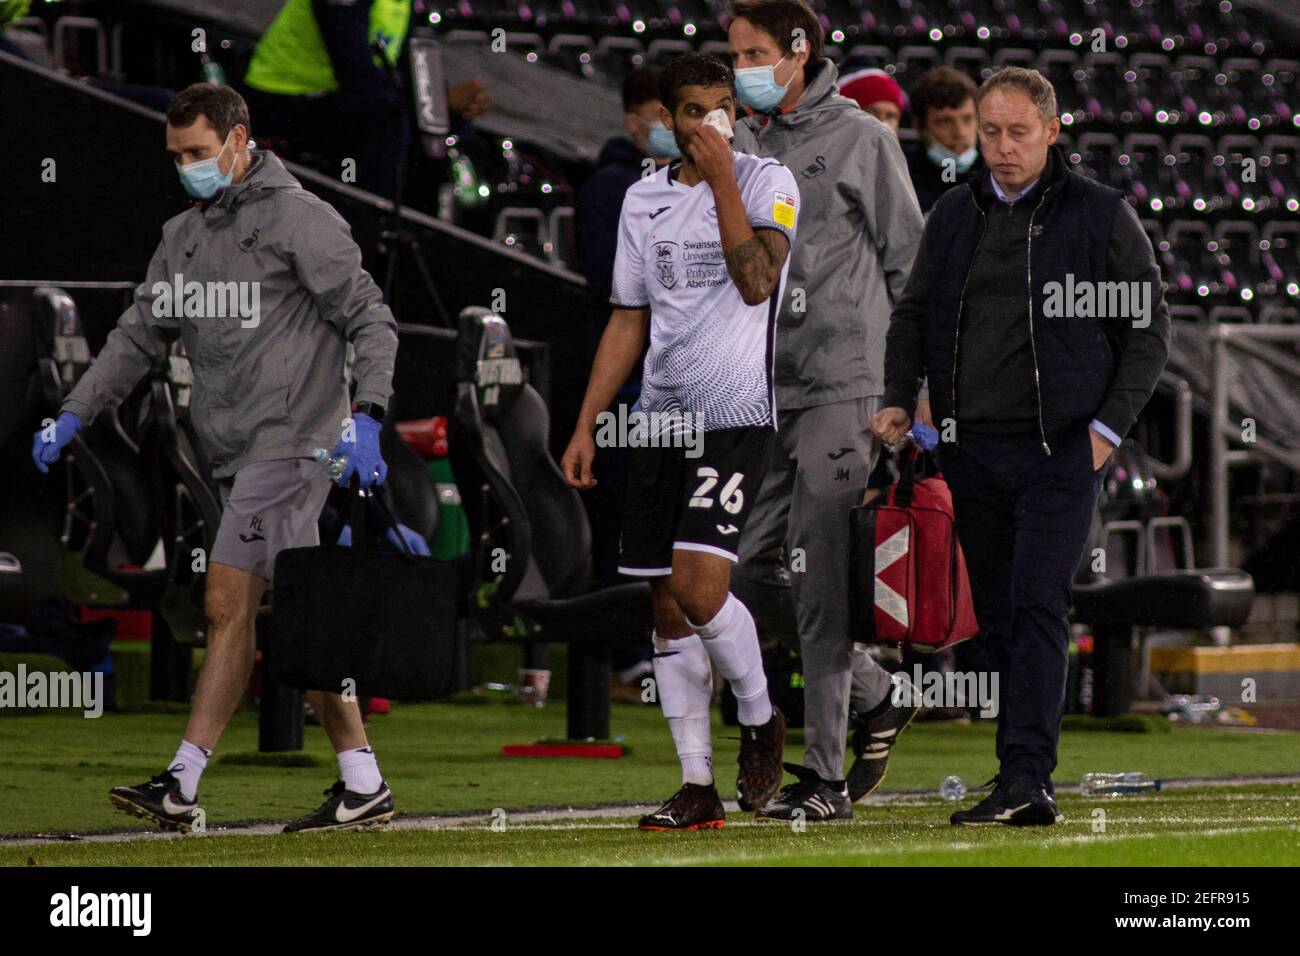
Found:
[724,231,789,306]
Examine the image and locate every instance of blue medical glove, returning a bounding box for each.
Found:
[385,523,431,556]
[337,522,431,555]
[31,411,82,474]
[907,422,940,451]
[330,412,387,489]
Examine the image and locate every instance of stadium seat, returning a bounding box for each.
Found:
[1214,134,1260,211]
[894,44,939,93]
[448,308,651,742]
[1167,221,1218,299]
[504,31,547,59]
[591,35,646,87]
[847,44,894,67]
[1037,49,1084,119]
[493,206,548,258]
[1075,132,1123,189]
[1120,132,1175,212]
[1083,52,1127,125]
[1262,58,1297,126]
[26,287,194,701]
[543,33,598,78]
[1261,221,1300,300]
[698,39,735,61]
[139,342,222,651]
[1260,135,1300,213]
[547,206,577,269]
[992,46,1037,70]
[1071,442,1256,715]
[1214,220,1264,303]
[646,37,694,66]
[1170,133,1219,212]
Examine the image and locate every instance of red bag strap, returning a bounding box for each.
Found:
[893,445,922,509]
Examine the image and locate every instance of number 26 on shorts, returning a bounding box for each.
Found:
[688,467,745,514]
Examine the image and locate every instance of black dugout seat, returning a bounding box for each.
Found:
[30,287,166,607]
[1070,441,1254,715]
[448,307,651,740]
[28,286,194,700]
[134,341,222,650]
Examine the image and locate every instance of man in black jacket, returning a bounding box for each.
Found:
[873,67,1170,826]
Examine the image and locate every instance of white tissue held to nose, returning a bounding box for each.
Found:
[702,108,734,141]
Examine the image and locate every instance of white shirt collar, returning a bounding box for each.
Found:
[990,174,1040,205]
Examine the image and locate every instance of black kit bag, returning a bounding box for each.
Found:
[269,479,460,700]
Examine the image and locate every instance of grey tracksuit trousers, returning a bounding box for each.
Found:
[736,395,895,781]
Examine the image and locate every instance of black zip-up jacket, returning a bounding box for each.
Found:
[882,146,1170,452]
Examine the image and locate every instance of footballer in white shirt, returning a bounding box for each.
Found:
[561,54,800,831]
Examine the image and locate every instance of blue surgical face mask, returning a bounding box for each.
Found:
[646,122,681,159]
[927,140,979,174]
[735,55,792,112]
[178,132,235,199]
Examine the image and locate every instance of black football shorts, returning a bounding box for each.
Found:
[617,425,774,576]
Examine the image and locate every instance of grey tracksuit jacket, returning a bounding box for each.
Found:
[62,151,398,479]
[733,59,924,410]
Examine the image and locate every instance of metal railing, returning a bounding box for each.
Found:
[1208,323,1300,568]
[1147,370,1194,483]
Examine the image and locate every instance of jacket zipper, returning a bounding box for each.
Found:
[951,190,987,447]
[1026,187,1054,456]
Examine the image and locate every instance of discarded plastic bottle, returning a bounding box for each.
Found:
[313,448,347,481]
[199,51,225,86]
[1080,772,1163,797]
[1162,694,1220,723]
[939,775,967,802]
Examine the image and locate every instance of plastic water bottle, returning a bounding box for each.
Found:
[199,51,225,86]
[1162,694,1220,723]
[1080,772,1162,797]
[313,448,347,481]
[939,775,967,802]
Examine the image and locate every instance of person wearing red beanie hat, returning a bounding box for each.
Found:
[838,68,906,131]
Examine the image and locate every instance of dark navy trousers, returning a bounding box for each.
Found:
[938,424,1103,787]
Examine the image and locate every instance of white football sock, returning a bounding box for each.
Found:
[692,593,773,727]
[652,631,714,786]
[168,740,210,802]
[338,746,383,794]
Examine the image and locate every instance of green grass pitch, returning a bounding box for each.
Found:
[1,697,1297,866]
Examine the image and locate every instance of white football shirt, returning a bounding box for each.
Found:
[610,151,799,431]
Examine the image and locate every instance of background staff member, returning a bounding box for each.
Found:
[32,84,401,834]
[838,67,906,132]
[727,0,926,821]
[875,67,1170,827]
[904,66,983,215]
[241,0,488,199]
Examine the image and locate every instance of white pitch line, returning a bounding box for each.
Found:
[3,775,1298,849]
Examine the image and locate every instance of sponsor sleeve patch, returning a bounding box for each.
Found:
[772,191,796,229]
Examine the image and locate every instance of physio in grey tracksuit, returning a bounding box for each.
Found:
[37,84,401,831]
[60,151,397,480]
[732,47,925,790]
